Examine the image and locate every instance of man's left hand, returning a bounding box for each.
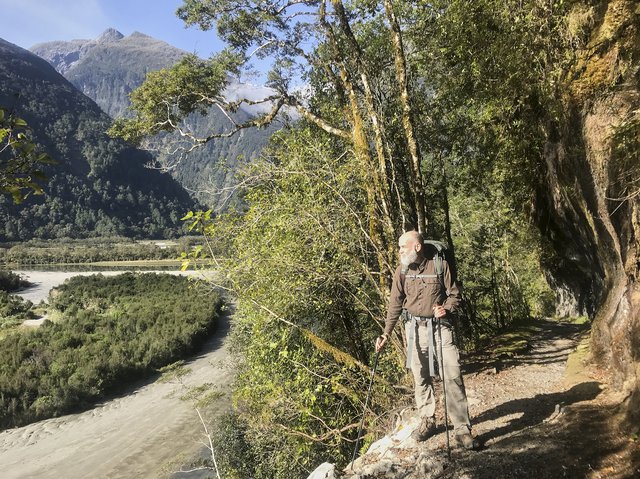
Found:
[433,304,447,318]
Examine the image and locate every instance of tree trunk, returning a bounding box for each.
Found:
[383,0,428,235]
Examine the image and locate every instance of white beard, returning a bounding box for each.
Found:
[400,249,418,267]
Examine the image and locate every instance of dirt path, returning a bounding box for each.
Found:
[427,319,638,478]
[442,319,638,478]
[346,319,639,478]
[0,314,233,479]
[461,320,594,447]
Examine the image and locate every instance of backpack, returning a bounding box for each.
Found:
[422,239,448,282]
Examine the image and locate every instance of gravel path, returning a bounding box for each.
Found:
[438,319,635,479]
[428,319,638,478]
[462,320,593,448]
[344,319,640,478]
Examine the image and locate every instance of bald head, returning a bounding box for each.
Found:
[400,230,423,245]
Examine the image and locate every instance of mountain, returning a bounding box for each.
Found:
[31,29,278,209]
[31,29,186,119]
[0,38,197,241]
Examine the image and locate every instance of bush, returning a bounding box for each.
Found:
[0,291,34,329]
[0,269,30,292]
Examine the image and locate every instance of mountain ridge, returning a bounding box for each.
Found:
[32,28,279,210]
[30,29,278,209]
[0,38,197,240]
[31,29,187,117]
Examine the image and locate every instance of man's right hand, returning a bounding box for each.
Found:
[375,334,388,352]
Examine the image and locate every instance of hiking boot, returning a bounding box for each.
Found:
[455,432,479,450]
[411,417,436,442]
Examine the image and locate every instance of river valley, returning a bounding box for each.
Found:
[1,268,233,479]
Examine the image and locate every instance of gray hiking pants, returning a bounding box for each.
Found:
[405,318,471,434]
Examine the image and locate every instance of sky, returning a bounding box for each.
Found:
[0,0,225,57]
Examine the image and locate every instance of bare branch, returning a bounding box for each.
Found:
[196,408,221,479]
[285,96,351,139]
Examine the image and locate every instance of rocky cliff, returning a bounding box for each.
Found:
[31,29,185,118]
[534,0,639,426]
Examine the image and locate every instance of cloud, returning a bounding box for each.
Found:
[0,0,110,48]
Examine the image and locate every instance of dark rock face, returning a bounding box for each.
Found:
[533,0,639,427]
[536,114,606,320]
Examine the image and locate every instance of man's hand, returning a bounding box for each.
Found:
[375,334,388,352]
[433,304,447,319]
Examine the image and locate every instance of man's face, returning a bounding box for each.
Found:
[399,235,419,266]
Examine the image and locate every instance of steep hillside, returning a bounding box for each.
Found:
[31,29,277,209]
[0,38,196,240]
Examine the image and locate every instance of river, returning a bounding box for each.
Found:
[0,314,233,479]
[1,267,232,478]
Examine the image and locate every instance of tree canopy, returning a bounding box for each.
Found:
[0,273,222,429]
[0,106,53,204]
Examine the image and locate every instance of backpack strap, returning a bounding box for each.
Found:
[423,240,448,302]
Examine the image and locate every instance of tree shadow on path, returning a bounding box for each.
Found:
[448,388,639,479]
[473,381,602,446]
[462,320,590,375]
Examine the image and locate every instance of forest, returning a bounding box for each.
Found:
[0,273,222,429]
[0,237,201,265]
[114,0,639,477]
[0,39,197,241]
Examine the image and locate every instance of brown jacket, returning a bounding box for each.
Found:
[384,257,461,337]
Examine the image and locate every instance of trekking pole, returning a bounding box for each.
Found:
[437,318,451,458]
[351,348,380,469]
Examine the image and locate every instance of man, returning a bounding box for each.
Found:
[375,230,476,449]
